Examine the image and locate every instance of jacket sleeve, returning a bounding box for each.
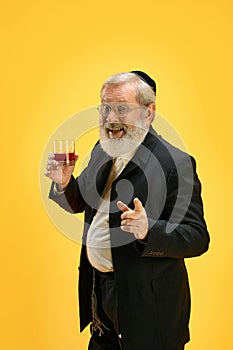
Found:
[140,156,210,259]
[48,173,86,214]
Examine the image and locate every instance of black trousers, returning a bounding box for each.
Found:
[88,269,122,350]
[88,269,185,350]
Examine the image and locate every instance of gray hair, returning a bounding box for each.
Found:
[101,72,156,106]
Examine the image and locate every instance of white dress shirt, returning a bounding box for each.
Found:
[86,151,136,272]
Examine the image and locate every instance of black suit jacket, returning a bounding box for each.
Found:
[49,126,210,350]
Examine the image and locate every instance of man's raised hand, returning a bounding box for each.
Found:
[117,198,148,240]
[44,153,78,190]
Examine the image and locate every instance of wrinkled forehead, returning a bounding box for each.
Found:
[101,83,138,103]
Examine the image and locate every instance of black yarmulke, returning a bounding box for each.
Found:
[131,70,156,94]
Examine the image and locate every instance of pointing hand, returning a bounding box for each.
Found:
[117,198,148,240]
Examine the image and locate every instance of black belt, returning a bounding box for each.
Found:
[94,268,114,280]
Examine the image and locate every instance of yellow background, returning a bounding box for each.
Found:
[1,0,232,349]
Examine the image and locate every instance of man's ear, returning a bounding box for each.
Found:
[145,103,156,124]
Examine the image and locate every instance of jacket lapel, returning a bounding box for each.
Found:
[96,158,113,196]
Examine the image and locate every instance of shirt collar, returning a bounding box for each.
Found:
[118,148,139,166]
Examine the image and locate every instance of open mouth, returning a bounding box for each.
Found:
[105,123,127,139]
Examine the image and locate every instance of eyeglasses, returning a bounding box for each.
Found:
[97,103,143,118]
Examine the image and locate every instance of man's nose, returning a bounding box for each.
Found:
[106,108,119,123]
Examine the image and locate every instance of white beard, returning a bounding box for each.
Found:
[99,119,148,158]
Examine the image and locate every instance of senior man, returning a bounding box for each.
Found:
[45,71,210,350]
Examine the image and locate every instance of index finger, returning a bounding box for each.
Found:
[117,201,131,213]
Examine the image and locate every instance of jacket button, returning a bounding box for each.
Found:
[154,251,164,256]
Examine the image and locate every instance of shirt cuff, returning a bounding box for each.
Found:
[53,182,70,195]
